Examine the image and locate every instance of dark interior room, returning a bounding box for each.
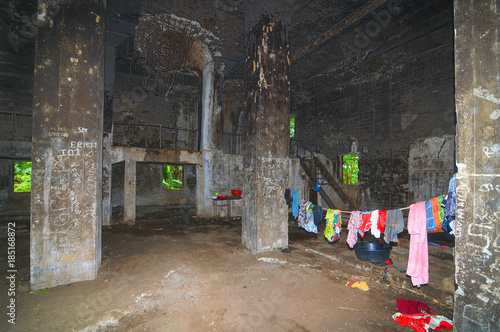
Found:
[0,0,499,330]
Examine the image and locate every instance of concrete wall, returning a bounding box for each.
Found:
[292,0,456,210]
[112,72,201,150]
[0,50,34,217]
[136,163,197,206]
[222,79,245,154]
[408,136,455,203]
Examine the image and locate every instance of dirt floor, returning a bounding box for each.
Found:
[0,214,454,331]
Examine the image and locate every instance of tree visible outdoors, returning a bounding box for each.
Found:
[14,161,31,192]
[290,118,295,137]
[163,165,183,190]
[342,154,359,185]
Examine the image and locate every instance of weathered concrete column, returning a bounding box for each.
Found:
[30,1,105,289]
[242,3,290,253]
[197,45,224,217]
[102,45,115,226]
[123,159,136,223]
[454,1,500,330]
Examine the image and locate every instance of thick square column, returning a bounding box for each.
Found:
[454,1,500,330]
[242,4,291,253]
[30,1,105,290]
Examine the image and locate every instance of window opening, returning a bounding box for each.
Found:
[14,161,31,192]
[290,118,295,137]
[162,165,183,190]
[342,154,358,185]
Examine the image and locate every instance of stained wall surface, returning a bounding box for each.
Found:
[292,0,456,210]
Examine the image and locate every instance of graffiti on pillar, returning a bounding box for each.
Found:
[32,137,99,252]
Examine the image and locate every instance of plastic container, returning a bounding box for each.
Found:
[353,242,392,263]
[231,190,242,197]
[217,195,227,200]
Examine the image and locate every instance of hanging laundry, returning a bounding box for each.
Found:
[370,210,381,238]
[312,205,323,230]
[407,202,429,287]
[290,189,300,219]
[384,209,404,244]
[347,211,363,248]
[441,216,455,235]
[392,312,453,331]
[425,200,438,232]
[297,200,310,228]
[430,196,444,233]
[444,173,456,219]
[438,196,444,227]
[377,210,387,234]
[324,209,341,242]
[284,188,293,205]
[358,211,372,237]
[303,203,318,234]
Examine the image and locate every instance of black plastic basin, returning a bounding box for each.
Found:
[354,242,392,263]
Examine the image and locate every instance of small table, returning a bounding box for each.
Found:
[212,196,242,217]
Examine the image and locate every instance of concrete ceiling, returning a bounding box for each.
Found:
[2,0,390,83]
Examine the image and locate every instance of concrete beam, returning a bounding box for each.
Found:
[291,0,390,63]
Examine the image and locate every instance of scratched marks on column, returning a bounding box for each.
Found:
[41,140,98,240]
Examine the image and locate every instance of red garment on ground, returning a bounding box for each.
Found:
[397,298,431,314]
[378,210,387,233]
[393,312,453,332]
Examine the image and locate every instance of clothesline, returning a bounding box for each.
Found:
[336,206,411,214]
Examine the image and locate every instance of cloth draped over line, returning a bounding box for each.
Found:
[324,209,341,242]
[384,209,404,244]
[304,203,318,234]
[297,200,310,229]
[347,211,363,248]
[407,202,429,287]
[290,189,300,219]
[370,210,381,238]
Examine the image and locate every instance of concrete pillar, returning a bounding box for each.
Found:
[123,160,136,223]
[30,0,105,289]
[198,48,224,218]
[242,3,290,253]
[200,62,216,151]
[454,1,500,330]
[102,46,115,226]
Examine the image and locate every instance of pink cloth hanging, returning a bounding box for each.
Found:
[407,202,429,287]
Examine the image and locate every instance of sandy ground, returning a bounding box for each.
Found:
[0,217,454,331]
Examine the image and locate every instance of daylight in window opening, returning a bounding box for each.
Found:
[14,161,31,192]
[163,165,183,190]
[342,154,358,185]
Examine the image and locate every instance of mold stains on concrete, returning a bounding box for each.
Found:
[242,6,290,254]
[30,1,106,290]
[454,1,500,330]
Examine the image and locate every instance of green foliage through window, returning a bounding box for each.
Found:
[14,161,31,192]
[342,154,358,185]
[290,118,295,137]
[163,165,183,190]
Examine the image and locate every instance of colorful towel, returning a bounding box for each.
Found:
[407,202,429,287]
[324,209,341,242]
